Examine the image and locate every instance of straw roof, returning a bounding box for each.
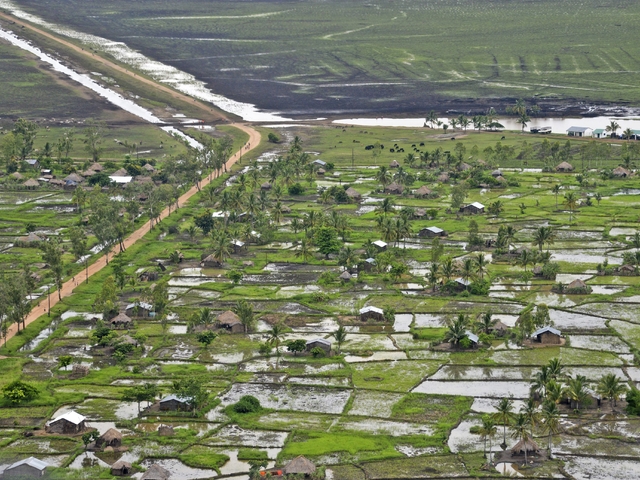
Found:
[339,271,352,280]
[100,428,122,442]
[555,161,574,171]
[613,166,631,177]
[511,438,540,454]
[345,187,361,198]
[389,160,400,168]
[567,279,587,289]
[385,182,403,194]
[112,168,129,177]
[141,464,171,480]
[24,178,40,187]
[64,173,84,183]
[218,310,241,326]
[11,172,24,180]
[283,456,316,475]
[111,313,132,324]
[90,163,104,172]
[414,185,432,196]
[112,460,132,470]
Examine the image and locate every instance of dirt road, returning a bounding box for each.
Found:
[0,12,262,344]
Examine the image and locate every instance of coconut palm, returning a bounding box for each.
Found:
[517,249,534,272]
[211,231,231,264]
[476,312,497,335]
[295,239,314,263]
[474,253,489,280]
[532,226,556,252]
[444,314,468,345]
[540,401,560,458]
[510,413,532,464]
[375,197,395,216]
[479,416,497,461]
[375,166,392,190]
[501,225,518,252]
[272,201,284,226]
[404,153,417,167]
[493,397,515,449]
[337,246,359,273]
[547,358,564,380]
[564,191,578,223]
[426,110,438,128]
[596,373,628,408]
[267,323,286,367]
[551,184,561,209]
[461,258,475,287]
[441,257,455,282]
[564,374,589,410]
[331,325,348,354]
[426,262,440,293]
[531,365,551,399]
[623,127,635,141]
[518,112,531,132]
[606,120,620,138]
[521,397,540,434]
[545,380,563,405]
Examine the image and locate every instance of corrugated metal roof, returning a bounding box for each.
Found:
[360,306,384,315]
[426,226,443,233]
[465,330,479,343]
[532,326,561,337]
[567,126,591,133]
[373,240,387,247]
[7,457,48,471]
[306,338,331,346]
[470,202,485,209]
[48,411,85,425]
[160,394,191,404]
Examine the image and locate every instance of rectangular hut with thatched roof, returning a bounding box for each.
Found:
[140,464,171,480]
[217,310,244,333]
[110,313,132,329]
[111,460,132,476]
[96,428,123,449]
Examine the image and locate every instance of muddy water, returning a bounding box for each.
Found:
[137,458,217,480]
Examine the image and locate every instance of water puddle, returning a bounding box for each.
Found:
[138,458,217,480]
[69,452,110,470]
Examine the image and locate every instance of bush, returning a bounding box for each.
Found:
[469,279,490,296]
[626,386,640,415]
[233,395,262,413]
[267,133,280,143]
[542,262,560,280]
[310,347,326,358]
[288,183,305,195]
[2,381,39,404]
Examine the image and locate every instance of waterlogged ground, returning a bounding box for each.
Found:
[5,124,640,479]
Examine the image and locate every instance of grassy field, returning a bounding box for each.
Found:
[7,0,640,115]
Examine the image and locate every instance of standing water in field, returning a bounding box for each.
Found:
[0,0,292,122]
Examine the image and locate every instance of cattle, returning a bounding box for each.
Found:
[365,145,374,150]
[390,148,395,152]
[501,136,506,140]
[420,142,425,146]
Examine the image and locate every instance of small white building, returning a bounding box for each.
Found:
[566,126,593,137]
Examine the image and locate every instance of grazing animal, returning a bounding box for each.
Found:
[501,136,506,140]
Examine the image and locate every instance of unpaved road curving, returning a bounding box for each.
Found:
[0,11,261,344]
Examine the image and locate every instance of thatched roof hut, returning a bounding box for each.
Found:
[389,160,400,168]
[283,456,316,475]
[511,438,540,455]
[613,166,632,178]
[385,182,403,194]
[24,178,40,189]
[112,168,129,177]
[97,428,122,448]
[141,464,171,480]
[111,460,132,476]
[555,161,574,172]
[158,425,175,436]
[11,172,24,180]
[345,187,361,201]
[414,185,432,198]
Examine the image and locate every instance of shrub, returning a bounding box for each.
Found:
[233,395,262,413]
[626,386,640,416]
[310,347,326,358]
[542,262,560,280]
[267,133,280,143]
[2,381,39,404]
[469,279,490,296]
[288,183,305,195]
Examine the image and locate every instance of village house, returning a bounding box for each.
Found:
[389,160,400,168]
[316,168,326,177]
[532,326,562,345]
[260,182,272,191]
[125,302,154,318]
[437,172,450,183]
[110,313,132,329]
[339,270,352,282]
[201,254,223,268]
[592,128,606,139]
[361,257,376,273]
[418,226,447,238]
[141,464,171,480]
[46,411,87,434]
[217,310,244,333]
[345,187,361,202]
[18,232,43,244]
[372,240,387,251]
[464,330,479,348]
[565,278,591,294]
[566,126,593,137]
[511,438,540,456]
[159,394,191,412]
[454,278,471,291]
[613,166,632,178]
[23,178,40,189]
[111,460,133,476]
[4,457,48,478]
[413,208,426,219]
[139,270,159,282]
[25,158,39,169]
[490,321,509,337]
[306,338,332,355]
[96,428,123,449]
[312,159,327,168]
[360,306,385,322]
[491,170,502,178]
[283,456,317,477]
[555,161,574,172]
[231,239,246,254]
[384,182,403,194]
[459,202,485,215]
[414,185,434,198]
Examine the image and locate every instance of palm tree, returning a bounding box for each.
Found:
[493,397,515,449]
[564,374,589,410]
[331,325,348,354]
[461,258,475,287]
[518,112,531,132]
[517,249,533,272]
[476,312,497,335]
[441,257,455,282]
[375,197,395,216]
[545,380,563,405]
[502,225,518,252]
[547,358,564,380]
[531,365,551,399]
[623,127,635,141]
[426,110,438,129]
[521,397,540,434]
[551,184,561,209]
[606,120,620,138]
[375,166,392,190]
[532,226,555,252]
[632,232,640,251]
[72,187,87,213]
[444,314,467,345]
[295,239,314,263]
[596,373,628,408]
[267,324,286,367]
[426,262,440,293]
[479,416,497,461]
[510,413,532,464]
[211,232,231,264]
[337,246,359,273]
[563,192,578,222]
[404,153,417,167]
[474,254,489,280]
[540,401,560,458]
